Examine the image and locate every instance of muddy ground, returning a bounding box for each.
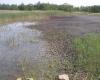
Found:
[0,15,100,80]
[31,15,100,36]
[28,15,100,80]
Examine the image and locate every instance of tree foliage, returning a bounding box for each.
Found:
[80,5,100,13]
[0,2,100,13]
[0,2,74,12]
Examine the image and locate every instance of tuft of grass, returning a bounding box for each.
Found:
[74,33,100,79]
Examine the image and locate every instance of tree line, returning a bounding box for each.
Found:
[0,2,73,12]
[79,6,100,13]
[0,2,100,13]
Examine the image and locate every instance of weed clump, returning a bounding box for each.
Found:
[74,33,100,80]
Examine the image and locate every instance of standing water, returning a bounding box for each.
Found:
[0,22,48,80]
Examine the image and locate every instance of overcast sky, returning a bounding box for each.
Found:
[0,0,100,6]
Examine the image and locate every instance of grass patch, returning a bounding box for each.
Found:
[0,11,47,24]
[74,33,100,79]
[0,10,72,24]
[0,10,95,25]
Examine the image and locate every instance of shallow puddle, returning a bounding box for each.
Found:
[0,22,47,80]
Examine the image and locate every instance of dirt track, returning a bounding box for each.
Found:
[33,15,100,35]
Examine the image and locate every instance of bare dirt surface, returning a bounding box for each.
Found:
[32,15,100,36]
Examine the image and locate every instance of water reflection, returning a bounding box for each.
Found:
[0,22,46,80]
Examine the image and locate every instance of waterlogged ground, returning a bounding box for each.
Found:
[0,15,100,80]
[29,15,100,80]
[34,16,100,36]
[0,22,48,80]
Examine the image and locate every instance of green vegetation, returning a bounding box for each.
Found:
[80,5,100,13]
[1,3,100,13]
[0,10,76,24]
[18,31,75,80]
[1,3,100,24]
[1,10,99,24]
[17,28,100,80]
[0,2,100,79]
[0,11,47,24]
[0,3,74,11]
[74,33,100,79]
[44,32,100,80]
